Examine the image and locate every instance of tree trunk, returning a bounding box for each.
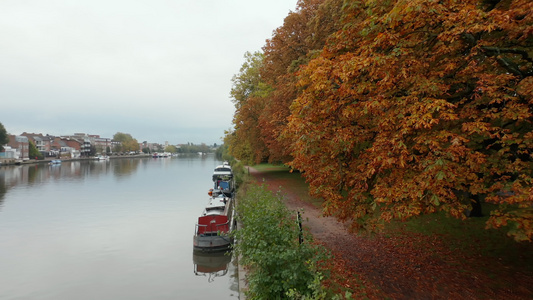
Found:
[469,194,483,217]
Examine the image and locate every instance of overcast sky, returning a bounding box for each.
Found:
[0,0,296,145]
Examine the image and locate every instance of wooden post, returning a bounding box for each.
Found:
[297,211,303,244]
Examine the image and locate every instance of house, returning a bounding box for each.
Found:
[80,138,91,157]
[66,133,110,156]
[3,135,29,160]
[20,132,52,153]
[51,137,81,159]
[93,136,111,154]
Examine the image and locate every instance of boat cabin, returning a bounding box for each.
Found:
[203,196,228,216]
[212,165,234,197]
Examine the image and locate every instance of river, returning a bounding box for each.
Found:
[0,155,238,300]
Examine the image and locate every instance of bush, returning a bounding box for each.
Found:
[233,184,329,299]
[28,141,44,160]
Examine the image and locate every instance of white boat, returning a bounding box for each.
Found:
[95,155,109,160]
[152,152,171,158]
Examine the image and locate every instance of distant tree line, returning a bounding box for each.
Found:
[175,143,211,154]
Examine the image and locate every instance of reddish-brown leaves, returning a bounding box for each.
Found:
[228,0,533,240]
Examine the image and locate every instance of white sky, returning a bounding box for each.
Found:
[0,0,296,145]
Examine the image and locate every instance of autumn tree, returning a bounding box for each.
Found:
[285,0,533,241]
[259,0,344,163]
[228,51,272,164]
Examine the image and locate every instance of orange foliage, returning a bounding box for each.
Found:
[259,0,344,163]
[229,0,533,240]
[285,0,533,240]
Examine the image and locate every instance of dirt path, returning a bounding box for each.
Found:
[248,166,533,300]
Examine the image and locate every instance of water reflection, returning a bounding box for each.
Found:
[0,156,221,195]
[0,159,143,189]
[112,158,141,178]
[0,159,144,208]
[193,252,232,283]
[0,172,5,207]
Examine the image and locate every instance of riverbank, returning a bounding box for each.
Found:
[247,165,533,299]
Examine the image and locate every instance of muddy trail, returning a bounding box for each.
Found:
[248,166,533,300]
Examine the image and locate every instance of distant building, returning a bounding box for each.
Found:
[51,137,82,158]
[20,132,51,152]
[4,135,29,160]
[93,137,111,154]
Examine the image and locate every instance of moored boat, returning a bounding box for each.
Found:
[212,163,234,198]
[152,152,171,158]
[193,194,235,252]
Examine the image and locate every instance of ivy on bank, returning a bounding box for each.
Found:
[232,184,330,299]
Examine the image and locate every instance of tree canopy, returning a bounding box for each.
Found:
[227,0,533,241]
[28,140,44,160]
[113,132,139,152]
[164,145,178,153]
[0,122,8,151]
[226,51,272,164]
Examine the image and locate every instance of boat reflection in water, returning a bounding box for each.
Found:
[193,251,233,282]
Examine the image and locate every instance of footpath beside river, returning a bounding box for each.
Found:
[247,166,533,300]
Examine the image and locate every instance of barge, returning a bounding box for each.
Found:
[193,194,235,252]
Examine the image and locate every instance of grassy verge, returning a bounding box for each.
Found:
[232,183,332,299]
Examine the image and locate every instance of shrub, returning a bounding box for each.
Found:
[233,184,328,299]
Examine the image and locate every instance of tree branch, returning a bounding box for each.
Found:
[481,46,532,77]
[481,46,533,63]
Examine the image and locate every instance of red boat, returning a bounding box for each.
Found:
[193,194,235,252]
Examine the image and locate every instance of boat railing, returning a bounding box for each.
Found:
[215,221,229,229]
[195,222,230,235]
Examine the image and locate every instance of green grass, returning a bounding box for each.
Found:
[252,163,323,208]
[251,163,293,176]
[386,207,533,273]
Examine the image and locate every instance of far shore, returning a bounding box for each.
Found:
[0,153,153,166]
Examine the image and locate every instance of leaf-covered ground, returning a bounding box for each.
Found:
[248,166,533,299]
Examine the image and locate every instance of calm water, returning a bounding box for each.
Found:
[0,155,238,300]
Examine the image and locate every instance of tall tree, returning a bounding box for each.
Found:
[229,51,272,164]
[0,122,8,151]
[259,0,344,163]
[285,0,533,241]
[28,141,43,160]
[226,0,344,164]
